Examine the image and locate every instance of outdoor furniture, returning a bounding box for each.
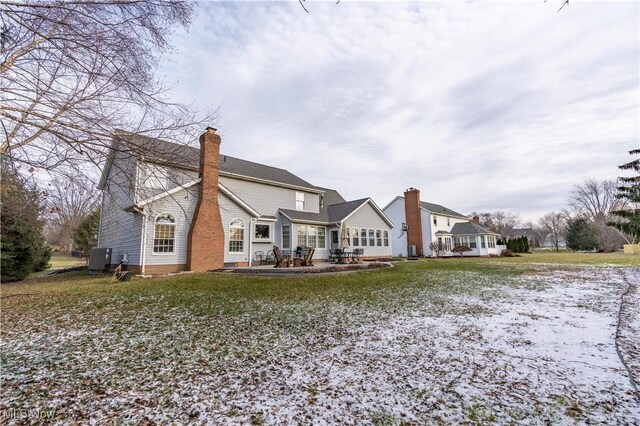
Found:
[352,248,364,263]
[292,257,302,267]
[302,248,315,266]
[254,251,265,264]
[264,250,275,265]
[330,248,342,263]
[273,245,291,268]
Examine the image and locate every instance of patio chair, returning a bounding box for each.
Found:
[332,248,344,264]
[352,248,364,263]
[254,250,265,265]
[264,250,275,265]
[273,245,291,268]
[302,247,315,266]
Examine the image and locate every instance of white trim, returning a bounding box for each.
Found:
[282,224,291,250]
[257,216,278,222]
[137,179,200,207]
[342,198,395,228]
[218,183,260,217]
[253,222,273,243]
[228,218,245,254]
[151,212,176,255]
[278,210,335,225]
[140,213,147,273]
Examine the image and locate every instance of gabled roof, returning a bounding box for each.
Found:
[451,222,498,235]
[99,130,321,192]
[280,197,394,228]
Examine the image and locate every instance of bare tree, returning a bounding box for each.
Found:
[522,220,547,248]
[428,241,447,258]
[470,211,520,239]
[568,179,626,251]
[0,0,214,181]
[45,175,99,252]
[538,211,565,252]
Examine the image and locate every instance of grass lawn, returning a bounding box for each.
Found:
[49,253,86,269]
[1,258,638,424]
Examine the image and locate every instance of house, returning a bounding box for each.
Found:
[382,188,500,257]
[96,128,393,274]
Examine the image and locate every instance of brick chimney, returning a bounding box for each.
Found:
[187,127,224,271]
[472,216,480,225]
[404,187,424,257]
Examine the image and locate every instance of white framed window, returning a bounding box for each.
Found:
[295,192,305,211]
[254,223,272,241]
[433,215,437,226]
[351,227,359,246]
[297,225,326,249]
[447,217,450,226]
[481,236,486,248]
[454,236,477,249]
[368,229,375,246]
[141,163,168,190]
[444,237,452,251]
[153,213,175,254]
[383,230,389,247]
[361,228,368,246]
[229,219,245,253]
[376,230,382,246]
[488,236,496,248]
[282,225,291,250]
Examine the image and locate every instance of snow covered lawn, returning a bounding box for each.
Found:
[1,262,638,424]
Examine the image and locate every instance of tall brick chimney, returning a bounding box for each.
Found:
[187,127,224,271]
[472,215,480,225]
[404,187,424,257]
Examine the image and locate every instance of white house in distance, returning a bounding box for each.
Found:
[96,128,393,274]
[383,188,500,257]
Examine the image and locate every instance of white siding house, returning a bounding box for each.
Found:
[383,191,500,257]
[96,130,394,273]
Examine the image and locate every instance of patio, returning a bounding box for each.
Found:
[231,261,393,275]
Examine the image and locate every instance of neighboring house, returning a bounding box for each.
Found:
[383,188,500,257]
[97,128,393,274]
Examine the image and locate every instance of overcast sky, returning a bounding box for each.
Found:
[158,0,639,223]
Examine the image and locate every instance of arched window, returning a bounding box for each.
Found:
[154,213,176,253]
[229,219,244,253]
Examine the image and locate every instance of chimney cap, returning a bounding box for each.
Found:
[205,126,217,133]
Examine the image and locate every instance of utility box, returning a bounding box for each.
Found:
[89,248,112,272]
[408,245,417,258]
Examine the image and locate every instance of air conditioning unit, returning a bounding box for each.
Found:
[408,245,417,257]
[89,248,112,272]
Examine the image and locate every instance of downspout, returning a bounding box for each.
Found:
[139,212,147,275]
[248,217,256,267]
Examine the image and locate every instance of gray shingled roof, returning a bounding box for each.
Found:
[113,131,317,190]
[434,230,452,235]
[419,201,467,219]
[280,198,368,224]
[451,222,498,235]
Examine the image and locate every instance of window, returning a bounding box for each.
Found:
[444,237,452,251]
[433,215,437,226]
[153,213,175,253]
[229,219,244,253]
[142,163,168,190]
[351,227,359,246]
[282,225,291,250]
[254,223,271,241]
[488,236,496,248]
[376,230,382,246]
[447,217,450,226]
[360,228,367,246]
[383,230,389,246]
[454,236,476,248]
[331,230,339,245]
[297,225,326,249]
[368,229,375,246]
[481,236,486,248]
[295,192,305,211]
